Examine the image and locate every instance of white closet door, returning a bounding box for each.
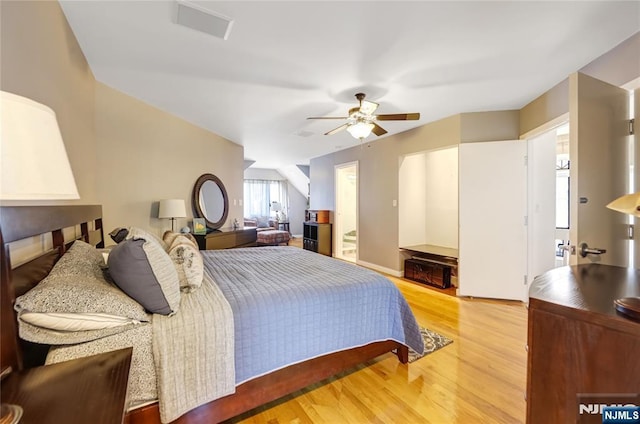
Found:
[459,140,527,301]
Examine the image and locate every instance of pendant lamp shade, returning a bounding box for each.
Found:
[346,122,374,140]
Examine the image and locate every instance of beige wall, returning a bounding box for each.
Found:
[519,79,569,136]
[461,111,520,143]
[95,83,243,239]
[1,0,98,204]
[1,1,243,240]
[310,112,514,272]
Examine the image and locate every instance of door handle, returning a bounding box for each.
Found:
[579,242,607,258]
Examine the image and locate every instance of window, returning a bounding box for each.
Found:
[244,179,289,218]
[556,159,569,229]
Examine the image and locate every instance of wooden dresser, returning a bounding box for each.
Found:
[193,227,257,250]
[526,264,640,423]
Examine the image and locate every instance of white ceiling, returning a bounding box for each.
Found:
[59,1,640,169]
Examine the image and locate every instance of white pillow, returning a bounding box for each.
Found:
[20,312,142,332]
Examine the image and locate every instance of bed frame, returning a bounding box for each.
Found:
[0,205,408,424]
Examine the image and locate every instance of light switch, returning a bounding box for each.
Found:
[239,199,243,206]
[233,199,237,206]
[392,199,397,207]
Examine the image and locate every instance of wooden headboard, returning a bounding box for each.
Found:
[0,205,104,374]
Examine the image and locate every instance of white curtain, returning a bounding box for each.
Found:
[244,180,271,217]
[244,179,289,218]
[273,181,289,220]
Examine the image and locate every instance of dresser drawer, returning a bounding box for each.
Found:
[195,227,257,250]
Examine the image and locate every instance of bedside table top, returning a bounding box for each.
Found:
[1,348,132,424]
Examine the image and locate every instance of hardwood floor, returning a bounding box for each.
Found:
[229,243,528,424]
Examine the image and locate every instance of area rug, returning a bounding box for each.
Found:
[407,327,453,363]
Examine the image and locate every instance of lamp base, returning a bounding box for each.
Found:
[614,297,640,322]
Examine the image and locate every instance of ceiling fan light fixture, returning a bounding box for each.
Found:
[347,122,374,140]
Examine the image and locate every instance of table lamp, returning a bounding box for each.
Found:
[271,201,282,222]
[158,199,186,232]
[606,192,640,321]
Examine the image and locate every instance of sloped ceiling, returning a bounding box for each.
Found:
[59,1,640,168]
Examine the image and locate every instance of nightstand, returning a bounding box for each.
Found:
[1,348,132,424]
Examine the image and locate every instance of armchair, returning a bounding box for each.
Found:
[244,217,290,246]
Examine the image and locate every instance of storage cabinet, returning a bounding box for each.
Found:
[404,258,451,288]
[303,222,332,256]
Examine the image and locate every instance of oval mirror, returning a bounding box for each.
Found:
[192,173,229,230]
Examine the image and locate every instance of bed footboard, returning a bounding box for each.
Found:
[125,340,406,424]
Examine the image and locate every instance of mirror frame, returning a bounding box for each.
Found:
[192,173,229,230]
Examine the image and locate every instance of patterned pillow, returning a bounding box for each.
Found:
[166,235,204,292]
[108,236,181,316]
[162,230,198,249]
[14,240,150,344]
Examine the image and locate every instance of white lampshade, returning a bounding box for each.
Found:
[347,122,375,140]
[1,91,79,200]
[606,192,640,217]
[158,199,187,219]
[270,201,281,212]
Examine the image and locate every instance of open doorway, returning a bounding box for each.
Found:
[335,162,358,262]
[527,122,570,282]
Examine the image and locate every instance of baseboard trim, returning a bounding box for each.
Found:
[356,260,403,277]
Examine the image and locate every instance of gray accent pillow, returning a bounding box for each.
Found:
[108,238,181,315]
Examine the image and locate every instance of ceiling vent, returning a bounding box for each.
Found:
[175,1,234,40]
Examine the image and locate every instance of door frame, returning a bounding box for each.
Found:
[522,116,570,281]
[334,161,359,262]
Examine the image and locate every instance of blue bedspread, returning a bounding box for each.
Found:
[201,246,424,384]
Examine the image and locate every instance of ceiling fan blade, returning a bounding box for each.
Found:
[325,123,349,136]
[307,116,348,120]
[375,113,420,121]
[359,100,379,116]
[372,123,387,136]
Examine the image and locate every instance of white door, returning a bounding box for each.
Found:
[335,162,358,262]
[569,73,631,266]
[459,140,528,301]
[527,128,558,280]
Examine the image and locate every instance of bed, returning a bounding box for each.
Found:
[0,205,424,424]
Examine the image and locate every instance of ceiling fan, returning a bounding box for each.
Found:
[307,93,420,140]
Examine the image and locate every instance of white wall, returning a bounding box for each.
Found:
[399,153,427,247]
[399,146,458,249]
[425,147,458,248]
